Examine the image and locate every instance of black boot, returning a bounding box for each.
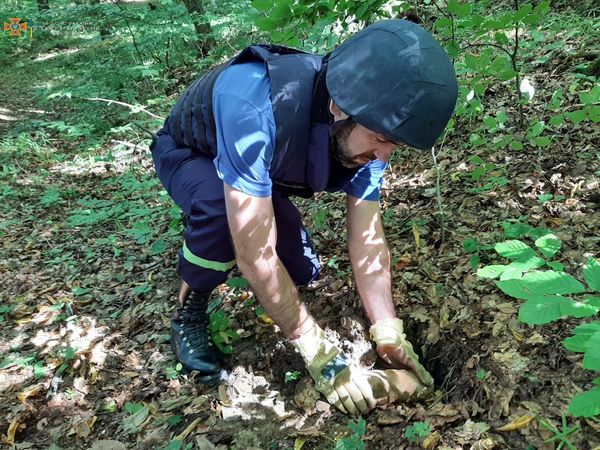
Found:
[171,290,224,384]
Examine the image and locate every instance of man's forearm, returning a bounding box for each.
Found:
[349,235,396,323]
[347,196,397,324]
[224,184,315,340]
[237,251,314,340]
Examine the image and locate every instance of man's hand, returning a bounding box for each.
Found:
[370,318,434,386]
[292,325,377,415]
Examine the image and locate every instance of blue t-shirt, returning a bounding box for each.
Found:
[212,62,386,200]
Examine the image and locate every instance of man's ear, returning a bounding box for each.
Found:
[329,100,350,121]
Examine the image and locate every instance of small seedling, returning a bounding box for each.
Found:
[166,362,183,380]
[538,415,580,450]
[210,310,239,355]
[404,421,431,443]
[284,371,302,383]
[334,418,366,450]
[476,368,489,381]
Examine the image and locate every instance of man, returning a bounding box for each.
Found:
[151,19,457,415]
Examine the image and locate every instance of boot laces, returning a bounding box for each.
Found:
[178,294,213,352]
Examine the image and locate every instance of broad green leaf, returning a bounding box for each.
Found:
[255,17,278,31]
[502,222,532,239]
[534,136,551,147]
[463,238,478,253]
[34,361,46,379]
[515,3,532,21]
[522,270,585,295]
[534,234,561,258]
[546,261,564,271]
[569,389,600,417]
[510,140,523,150]
[518,296,567,324]
[435,17,452,29]
[447,0,461,14]
[561,299,600,319]
[496,111,507,124]
[538,193,553,203]
[500,267,524,281]
[477,265,508,279]
[271,3,292,25]
[579,91,595,105]
[583,333,600,370]
[72,287,90,296]
[494,32,509,45]
[507,255,546,271]
[483,116,496,129]
[563,324,600,352]
[226,277,249,289]
[567,109,587,124]
[549,114,564,126]
[494,240,535,260]
[251,0,272,11]
[124,401,144,415]
[149,237,168,255]
[496,271,585,299]
[470,254,480,270]
[583,258,600,292]
[465,53,479,70]
[529,121,545,137]
[584,297,600,308]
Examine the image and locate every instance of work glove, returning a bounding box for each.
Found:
[291,325,377,415]
[370,318,434,386]
[365,369,431,404]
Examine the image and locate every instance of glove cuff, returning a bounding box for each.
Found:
[291,324,339,370]
[369,318,406,344]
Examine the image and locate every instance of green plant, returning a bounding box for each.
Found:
[166,362,183,380]
[476,368,489,381]
[334,418,366,450]
[404,421,431,443]
[284,370,302,383]
[537,415,580,450]
[209,310,239,355]
[477,230,600,417]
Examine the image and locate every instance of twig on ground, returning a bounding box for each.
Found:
[82,97,165,120]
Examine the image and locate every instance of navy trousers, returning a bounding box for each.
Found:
[150,128,320,292]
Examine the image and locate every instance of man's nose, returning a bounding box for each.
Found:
[374,144,395,162]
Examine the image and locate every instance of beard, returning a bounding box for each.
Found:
[331,119,361,169]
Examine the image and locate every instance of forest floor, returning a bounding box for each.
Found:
[1,13,600,450]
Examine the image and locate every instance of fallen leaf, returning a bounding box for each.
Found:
[294,437,307,450]
[218,385,232,406]
[88,440,127,450]
[496,414,534,431]
[413,222,421,248]
[1,417,20,445]
[470,438,496,450]
[175,417,202,441]
[422,431,441,449]
[17,384,43,402]
[194,435,216,450]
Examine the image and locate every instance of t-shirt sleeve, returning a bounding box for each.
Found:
[343,160,387,201]
[213,94,275,197]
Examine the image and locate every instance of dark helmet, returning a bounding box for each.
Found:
[326,19,458,150]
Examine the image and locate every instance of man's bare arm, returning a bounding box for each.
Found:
[223,183,314,339]
[347,195,396,323]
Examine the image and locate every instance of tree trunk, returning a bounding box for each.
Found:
[37,0,50,11]
[181,0,214,57]
[89,0,111,40]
